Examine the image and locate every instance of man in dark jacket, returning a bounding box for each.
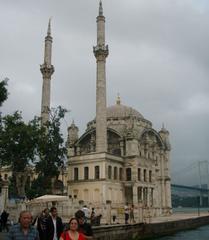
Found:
[37,208,49,240]
[1,210,9,232]
[45,207,63,240]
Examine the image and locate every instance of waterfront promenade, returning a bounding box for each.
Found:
[1,212,209,240]
[93,211,209,240]
[150,211,209,223]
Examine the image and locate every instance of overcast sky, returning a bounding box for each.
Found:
[1,0,209,185]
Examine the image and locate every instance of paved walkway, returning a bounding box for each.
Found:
[150,212,209,223]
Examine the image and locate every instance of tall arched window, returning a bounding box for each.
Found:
[144,169,147,182]
[84,167,89,180]
[95,166,100,179]
[119,168,123,181]
[74,168,78,180]
[114,167,118,180]
[108,166,112,179]
[126,168,132,181]
[138,168,141,181]
[149,170,152,182]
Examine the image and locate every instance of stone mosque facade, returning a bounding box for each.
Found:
[39,1,172,218]
[64,1,172,217]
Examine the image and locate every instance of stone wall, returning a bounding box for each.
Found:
[93,215,209,240]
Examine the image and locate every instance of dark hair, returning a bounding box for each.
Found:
[69,217,79,225]
[50,207,57,212]
[19,210,32,223]
[75,210,85,219]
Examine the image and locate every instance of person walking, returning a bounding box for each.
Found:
[130,204,135,223]
[59,218,85,240]
[45,207,63,240]
[81,205,90,222]
[37,208,49,240]
[90,208,95,225]
[75,210,93,240]
[1,210,9,232]
[124,203,129,224]
[7,210,39,240]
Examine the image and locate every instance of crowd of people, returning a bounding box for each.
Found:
[5,206,95,240]
[2,202,136,239]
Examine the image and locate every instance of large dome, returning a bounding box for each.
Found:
[107,103,144,119]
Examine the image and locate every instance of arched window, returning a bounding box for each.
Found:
[138,168,141,181]
[114,167,118,180]
[126,168,132,181]
[119,168,123,181]
[84,189,89,201]
[95,166,100,179]
[84,167,89,180]
[74,168,78,180]
[108,166,112,179]
[144,169,147,182]
[93,189,100,202]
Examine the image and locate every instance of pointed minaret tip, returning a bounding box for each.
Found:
[99,0,103,16]
[47,17,52,36]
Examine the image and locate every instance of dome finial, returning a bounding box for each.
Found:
[99,0,103,16]
[116,93,121,105]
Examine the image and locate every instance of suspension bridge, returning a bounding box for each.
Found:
[171,160,209,207]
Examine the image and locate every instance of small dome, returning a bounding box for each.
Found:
[107,103,144,119]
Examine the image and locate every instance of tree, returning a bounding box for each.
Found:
[28,106,67,198]
[0,111,40,197]
[0,104,67,199]
[0,78,9,107]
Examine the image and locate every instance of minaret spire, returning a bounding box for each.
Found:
[47,18,51,36]
[93,1,109,152]
[40,19,54,126]
[99,0,103,16]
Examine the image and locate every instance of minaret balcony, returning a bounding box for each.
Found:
[40,64,55,77]
[93,45,109,59]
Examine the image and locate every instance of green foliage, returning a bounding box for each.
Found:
[0,104,67,198]
[0,78,9,107]
[0,111,40,171]
[36,106,67,178]
[26,175,52,199]
[27,106,67,197]
[8,175,18,198]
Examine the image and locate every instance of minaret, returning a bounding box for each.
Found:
[40,19,54,126]
[93,0,109,152]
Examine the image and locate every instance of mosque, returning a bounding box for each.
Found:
[40,1,172,217]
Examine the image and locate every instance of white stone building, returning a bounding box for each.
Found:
[66,1,172,217]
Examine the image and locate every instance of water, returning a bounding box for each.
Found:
[173,207,209,213]
[156,208,209,239]
[156,225,209,240]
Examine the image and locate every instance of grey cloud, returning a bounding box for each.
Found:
[1,0,209,185]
